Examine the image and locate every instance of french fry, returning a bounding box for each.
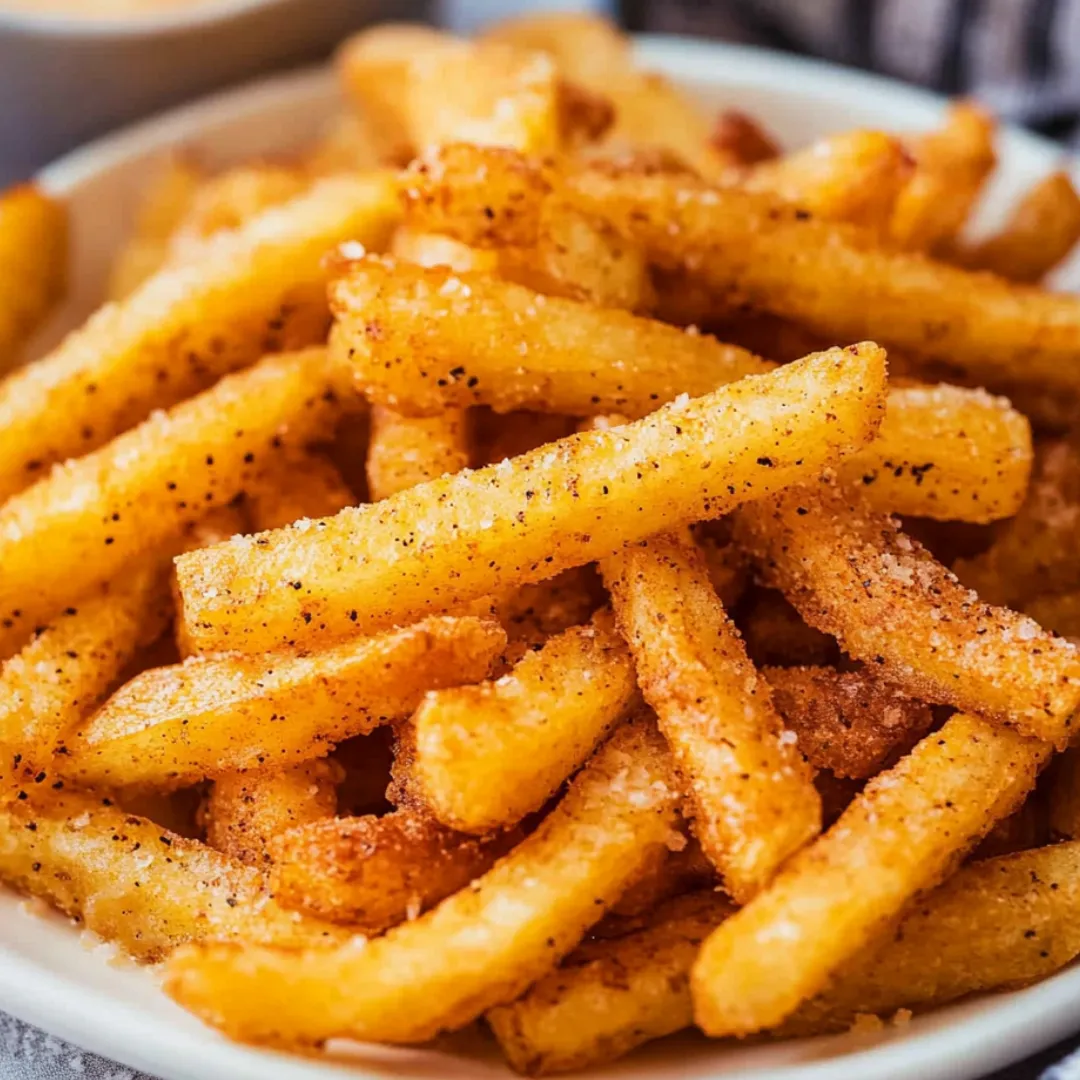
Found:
[489,891,732,1076]
[0,348,348,660]
[267,807,516,931]
[0,173,397,503]
[108,155,202,300]
[1025,591,1080,643]
[176,345,887,653]
[413,609,638,833]
[367,405,470,501]
[0,562,172,769]
[203,760,341,867]
[0,786,345,962]
[564,164,1080,397]
[303,113,382,178]
[836,383,1032,523]
[63,615,505,789]
[0,184,67,373]
[955,438,1080,607]
[947,171,1080,282]
[739,588,838,668]
[691,712,1049,1037]
[492,567,605,645]
[890,102,997,253]
[247,453,356,531]
[607,835,715,921]
[709,109,780,166]
[734,481,1080,747]
[1049,749,1080,841]
[474,410,577,465]
[602,530,820,902]
[165,717,680,1046]
[765,666,935,779]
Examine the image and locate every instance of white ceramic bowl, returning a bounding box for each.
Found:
[6,34,1080,1080]
[0,0,406,185]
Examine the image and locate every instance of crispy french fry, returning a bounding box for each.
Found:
[474,410,577,465]
[602,530,820,901]
[735,481,1080,747]
[248,453,356,531]
[268,807,515,931]
[491,567,605,645]
[0,173,397,504]
[1049,748,1080,841]
[489,891,732,1075]
[691,712,1049,1037]
[765,666,934,780]
[709,109,780,166]
[0,184,67,373]
[0,562,172,769]
[367,405,470,501]
[0,348,348,661]
[0,786,345,961]
[176,345,887,653]
[890,102,997,252]
[165,717,679,1045]
[204,760,341,866]
[108,155,202,300]
[948,171,1080,282]
[414,609,638,833]
[739,588,838,668]
[956,438,1080,607]
[63,616,505,789]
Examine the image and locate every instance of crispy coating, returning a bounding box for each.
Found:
[490,891,733,1076]
[176,345,887,653]
[0,786,345,962]
[765,666,936,780]
[330,255,766,418]
[414,609,638,833]
[366,405,471,501]
[204,760,341,867]
[0,184,67,373]
[607,834,715,920]
[734,480,1080,747]
[709,110,780,166]
[247,453,356,532]
[948,171,1080,282]
[268,807,516,931]
[691,713,1049,1037]
[602,530,820,903]
[0,173,397,504]
[0,348,348,660]
[165,718,680,1046]
[63,616,505,788]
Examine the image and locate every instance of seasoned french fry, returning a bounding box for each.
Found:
[739,588,837,668]
[0,184,67,373]
[165,717,680,1046]
[948,171,1080,282]
[602,530,820,901]
[836,383,1032,523]
[765,666,935,779]
[607,835,715,921]
[204,760,341,866]
[0,786,345,962]
[0,562,172,769]
[367,405,470,501]
[176,345,887,653]
[63,616,505,789]
[268,808,516,931]
[735,481,1080,747]
[691,712,1049,1037]
[1049,748,1080,841]
[247,453,355,531]
[489,891,732,1076]
[108,155,202,300]
[413,609,638,833]
[0,173,397,503]
[0,348,348,660]
[890,102,997,252]
[492,567,605,645]
[709,109,780,166]
[474,410,577,465]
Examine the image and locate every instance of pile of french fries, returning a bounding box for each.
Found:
[7,12,1080,1076]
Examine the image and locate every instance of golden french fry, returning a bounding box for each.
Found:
[204,760,341,866]
[1049,749,1080,841]
[735,481,1080,747]
[948,171,1080,282]
[64,615,505,789]
[0,173,397,504]
[268,807,515,931]
[0,348,348,661]
[303,113,383,178]
[490,891,732,1075]
[765,666,935,780]
[165,717,680,1046]
[890,102,997,252]
[0,786,345,962]
[367,405,470,501]
[414,609,638,833]
[247,453,356,531]
[602,530,820,901]
[0,183,67,373]
[108,155,202,300]
[607,835,715,921]
[691,712,1048,1037]
[176,345,887,654]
